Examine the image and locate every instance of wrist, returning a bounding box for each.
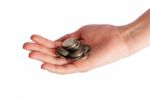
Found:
[117,24,137,54]
[118,9,150,54]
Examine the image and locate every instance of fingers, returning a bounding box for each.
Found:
[29,51,70,65]
[23,42,57,57]
[41,63,78,74]
[24,34,86,74]
[41,57,93,74]
[31,34,61,48]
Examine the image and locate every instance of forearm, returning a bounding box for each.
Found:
[119,9,150,53]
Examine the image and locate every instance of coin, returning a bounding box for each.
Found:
[69,53,88,60]
[62,38,77,49]
[68,56,82,60]
[83,45,90,54]
[68,45,84,58]
[56,47,69,57]
[56,38,91,60]
[71,41,81,51]
[80,54,88,60]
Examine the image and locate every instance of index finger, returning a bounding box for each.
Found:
[31,34,61,48]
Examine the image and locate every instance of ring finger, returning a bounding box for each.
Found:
[29,51,70,65]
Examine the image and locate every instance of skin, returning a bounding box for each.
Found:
[23,9,150,74]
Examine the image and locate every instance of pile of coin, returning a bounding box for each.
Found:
[56,38,90,60]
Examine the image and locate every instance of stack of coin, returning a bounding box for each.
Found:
[56,38,90,60]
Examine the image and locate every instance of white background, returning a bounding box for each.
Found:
[0,0,150,99]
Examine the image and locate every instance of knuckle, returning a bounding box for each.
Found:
[36,44,43,50]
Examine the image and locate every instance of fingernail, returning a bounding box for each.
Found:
[41,65,45,69]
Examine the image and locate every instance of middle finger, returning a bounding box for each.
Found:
[23,42,57,57]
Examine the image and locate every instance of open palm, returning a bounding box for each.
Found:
[23,24,130,74]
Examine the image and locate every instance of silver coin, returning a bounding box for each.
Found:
[56,37,91,60]
[69,50,83,58]
[83,45,90,54]
[62,38,77,48]
[72,41,81,51]
[69,45,90,60]
[56,47,69,57]
[68,45,84,58]
[68,54,88,60]
[66,41,81,51]
[80,54,88,60]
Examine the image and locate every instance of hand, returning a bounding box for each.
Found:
[23,9,150,74]
[23,24,130,74]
